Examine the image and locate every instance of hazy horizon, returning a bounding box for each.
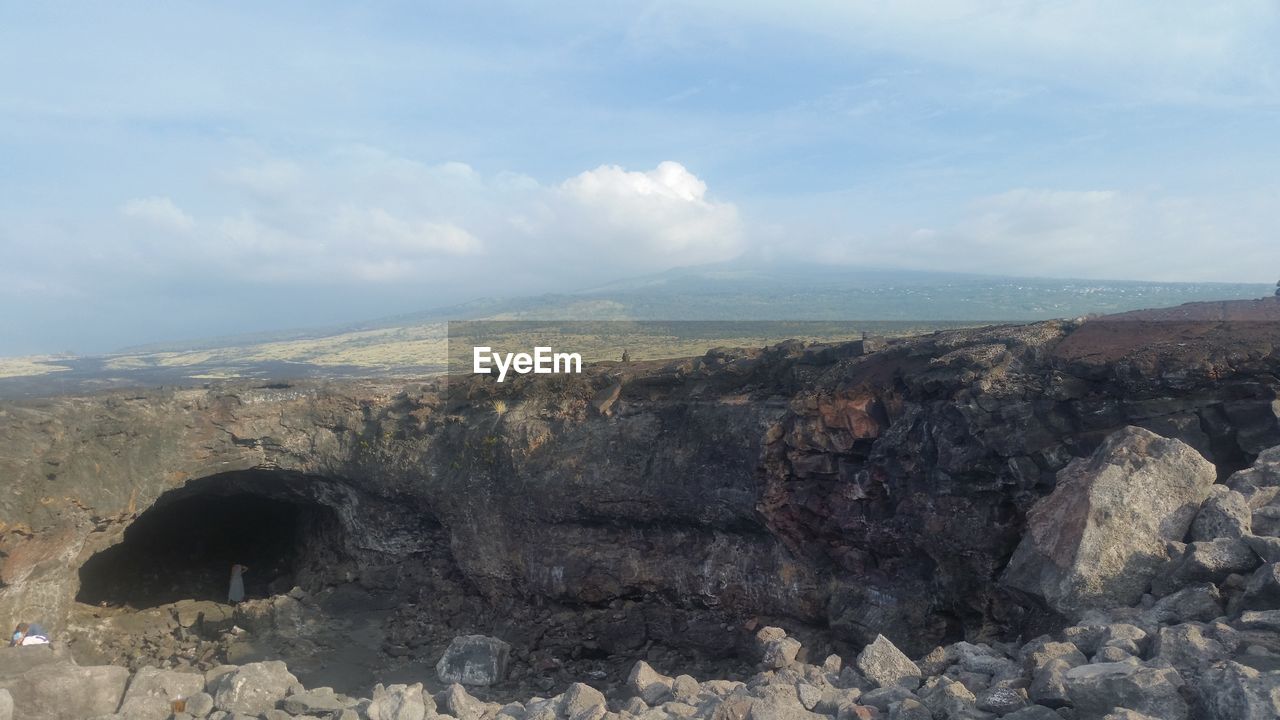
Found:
[3,2,1279,355]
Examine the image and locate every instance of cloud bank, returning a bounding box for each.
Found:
[97,152,744,292]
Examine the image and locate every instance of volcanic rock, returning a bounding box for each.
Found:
[437,635,512,686]
[208,661,298,716]
[1001,426,1217,618]
[855,635,921,690]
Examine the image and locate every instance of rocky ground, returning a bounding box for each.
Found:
[2,424,1280,718]
[2,299,1280,718]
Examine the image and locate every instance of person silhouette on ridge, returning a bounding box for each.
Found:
[228,564,248,604]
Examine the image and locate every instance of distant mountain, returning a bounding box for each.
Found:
[1,263,1271,398]
[352,262,1272,329]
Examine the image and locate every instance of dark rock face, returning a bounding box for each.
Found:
[0,307,1278,686]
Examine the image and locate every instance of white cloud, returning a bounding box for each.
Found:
[108,153,742,289]
[551,161,743,266]
[333,207,481,257]
[119,196,194,233]
[809,187,1280,282]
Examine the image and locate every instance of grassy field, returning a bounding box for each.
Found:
[0,356,72,379]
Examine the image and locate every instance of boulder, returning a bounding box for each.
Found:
[1143,582,1223,624]
[756,627,802,669]
[561,682,607,720]
[1236,609,1280,632]
[0,646,60,680]
[888,698,932,719]
[1002,427,1217,618]
[1243,534,1280,563]
[436,635,511,686]
[208,661,298,716]
[367,683,430,720]
[117,666,207,720]
[1063,662,1188,720]
[1027,658,1072,708]
[671,674,701,704]
[975,686,1027,715]
[745,684,824,720]
[1191,487,1252,540]
[1154,537,1260,594]
[627,661,675,705]
[0,661,130,720]
[1020,638,1086,674]
[1151,623,1229,675]
[0,689,11,720]
[1227,445,1280,495]
[1193,661,1280,720]
[185,692,215,717]
[1238,562,1280,612]
[282,687,357,716]
[919,677,992,719]
[439,683,484,720]
[855,635,921,690]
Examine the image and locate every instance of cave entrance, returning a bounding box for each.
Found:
[76,470,352,609]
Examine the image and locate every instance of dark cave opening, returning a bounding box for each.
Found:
[76,471,350,609]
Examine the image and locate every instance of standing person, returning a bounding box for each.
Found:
[228,564,248,604]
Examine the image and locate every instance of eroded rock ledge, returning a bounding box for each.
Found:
[0,303,1278,701]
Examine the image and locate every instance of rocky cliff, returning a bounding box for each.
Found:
[1,300,1278,695]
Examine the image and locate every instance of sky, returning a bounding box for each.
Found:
[2,1,1279,355]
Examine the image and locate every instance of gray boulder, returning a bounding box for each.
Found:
[1063,662,1188,720]
[1236,609,1280,632]
[0,689,12,720]
[919,677,992,719]
[627,660,674,705]
[1143,582,1223,624]
[856,635,922,689]
[367,683,430,720]
[746,684,824,720]
[756,626,802,669]
[282,687,357,716]
[1001,427,1217,618]
[1191,487,1252,540]
[185,692,215,717]
[1238,562,1280,612]
[1028,658,1072,708]
[439,683,485,720]
[888,698,933,719]
[1151,623,1229,675]
[436,635,511,686]
[1227,445,1280,494]
[1154,537,1260,594]
[1243,534,1280,562]
[1193,661,1280,720]
[561,682,607,720]
[117,666,207,720]
[208,661,297,716]
[1020,638,1086,674]
[0,661,130,720]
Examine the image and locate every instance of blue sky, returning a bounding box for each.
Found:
[2,1,1279,354]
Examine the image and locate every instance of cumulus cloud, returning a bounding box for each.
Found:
[549,161,743,266]
[101,152,743,290]
[119,196,195,233]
